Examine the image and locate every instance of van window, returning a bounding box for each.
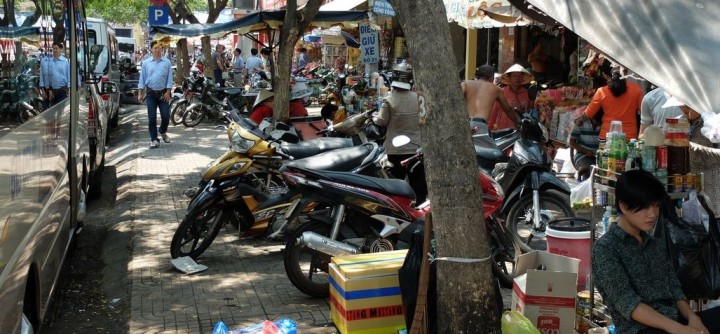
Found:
[88,29,97,45]
[119,42,134,54]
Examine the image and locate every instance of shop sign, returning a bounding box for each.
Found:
[372,0,396,17]
[359,23,379,64]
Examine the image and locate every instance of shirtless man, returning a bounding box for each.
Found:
[461,65,517,126]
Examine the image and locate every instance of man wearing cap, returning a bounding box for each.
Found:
[639,87,683,137]
[488,64,534,130]
[461,64,517,127]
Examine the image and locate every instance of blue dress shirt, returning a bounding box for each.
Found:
[39,55,70,89]
[138,56,173,91]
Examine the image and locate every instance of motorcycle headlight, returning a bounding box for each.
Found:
[230,129,254,153]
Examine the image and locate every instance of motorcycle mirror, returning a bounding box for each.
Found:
[275,122,291,131]
[392,135,411,147]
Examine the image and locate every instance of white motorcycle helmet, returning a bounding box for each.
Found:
[390,61,413,90]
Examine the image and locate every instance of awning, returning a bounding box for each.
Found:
[320,0,366,12]
[526,0,720,119]
[443,0,532,29]
[306,27,360,48]
[150,10,370,41]
[0,26,40,39]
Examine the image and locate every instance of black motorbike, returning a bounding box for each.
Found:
[0,62,43,123]
[181,77,249,127]
[479,117,574,252]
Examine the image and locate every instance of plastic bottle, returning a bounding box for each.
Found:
[607,133,617,174]
[616,133,627,172]
[601,206,612,235]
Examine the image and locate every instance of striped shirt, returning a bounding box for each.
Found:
[570,121,600,152]
[138,56,173,91]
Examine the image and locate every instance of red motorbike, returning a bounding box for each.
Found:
[279,137,520,297]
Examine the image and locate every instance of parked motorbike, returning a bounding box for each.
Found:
[0,59,43,123]
[170,110,362,259]
[181,77,249,127]
[488,117,574,252]
[279,136,520,297]
[170,71,203,125]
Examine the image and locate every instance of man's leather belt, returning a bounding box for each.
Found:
[146,88,167,95]
[49,87,67,93]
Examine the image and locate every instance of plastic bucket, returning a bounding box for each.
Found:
[546,218,591,291]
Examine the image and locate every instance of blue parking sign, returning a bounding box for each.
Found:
[148,6,169,26]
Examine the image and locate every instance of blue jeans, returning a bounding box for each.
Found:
[145,93,170,142]
[213,68,224,87]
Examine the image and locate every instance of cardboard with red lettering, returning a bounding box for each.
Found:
[329,250,408,334]
[512,250,580,334]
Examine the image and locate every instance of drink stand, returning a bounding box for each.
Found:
[585,166,698,332]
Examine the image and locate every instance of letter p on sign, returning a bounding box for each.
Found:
[148,6,169,25]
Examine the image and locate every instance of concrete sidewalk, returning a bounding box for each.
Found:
[113,107,512,334]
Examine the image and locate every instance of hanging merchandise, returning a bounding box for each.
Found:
[394,37,406,59]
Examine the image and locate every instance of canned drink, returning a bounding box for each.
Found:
[643,146,657,171]
[684,174,695,191]
[670,174,683,193]
[657,146,668,170]
[577,290,592,317]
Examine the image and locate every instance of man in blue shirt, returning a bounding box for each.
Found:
[39,42,70,107]
[137,41,173,149]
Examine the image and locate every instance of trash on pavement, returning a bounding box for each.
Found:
[171,256,208,274]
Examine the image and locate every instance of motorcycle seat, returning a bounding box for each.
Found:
[279,137,352,159]
[303,168,416,200]
[284,143,375,172]
[223,87,244,96]
[473,133,509,167]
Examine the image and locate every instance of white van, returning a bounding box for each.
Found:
[86,17,120,127]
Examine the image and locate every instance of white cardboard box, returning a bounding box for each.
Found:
[511,251,580,334]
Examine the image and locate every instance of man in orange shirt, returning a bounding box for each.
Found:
[581,65,644,139]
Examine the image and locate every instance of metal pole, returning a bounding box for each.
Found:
[67,0,80,228]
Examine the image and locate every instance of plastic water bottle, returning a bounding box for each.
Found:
[601,206,612,235]
[212,321,229,334]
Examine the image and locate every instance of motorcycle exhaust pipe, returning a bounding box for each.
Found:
[296,231,359,257]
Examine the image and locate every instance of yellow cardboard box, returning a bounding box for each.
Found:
[329,250,408,334]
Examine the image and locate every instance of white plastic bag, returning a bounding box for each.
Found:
[683,190,710,231]
[570,177,593,212]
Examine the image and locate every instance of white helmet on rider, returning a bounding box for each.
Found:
[290,78,313,101]
[390,61,413,90]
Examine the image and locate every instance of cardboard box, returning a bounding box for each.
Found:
[329,250,408,334]
[512,251,580,334]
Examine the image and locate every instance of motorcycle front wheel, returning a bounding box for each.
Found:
[506,191,574,253]
[284,221,347,298]
[170,207,225,259]
[171,100,188,125]
[489,217,521,288]
[182,105,205,127]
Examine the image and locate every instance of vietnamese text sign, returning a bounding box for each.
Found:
[373,0,395,16]
[359,23,379,64]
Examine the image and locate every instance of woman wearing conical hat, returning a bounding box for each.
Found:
[488,64,534,131]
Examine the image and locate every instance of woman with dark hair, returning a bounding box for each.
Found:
[592,170,720,334]
[580,65,644,139]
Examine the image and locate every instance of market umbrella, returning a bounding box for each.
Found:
[443,0,532,28]
[526,0,720,141]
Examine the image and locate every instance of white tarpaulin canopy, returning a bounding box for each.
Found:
[526,1,720,117]
[443,0,531,28]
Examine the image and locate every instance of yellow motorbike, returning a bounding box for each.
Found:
[170,112,353,259]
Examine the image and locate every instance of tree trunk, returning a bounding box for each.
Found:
[274,0,322,122]
[390,0,501,332]
[175,39,189,85]
[201,36,213,79]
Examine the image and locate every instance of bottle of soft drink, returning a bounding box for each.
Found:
[607,132,617,174]
[616,133,627,172]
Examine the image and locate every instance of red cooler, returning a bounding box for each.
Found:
[546,218,592,291]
